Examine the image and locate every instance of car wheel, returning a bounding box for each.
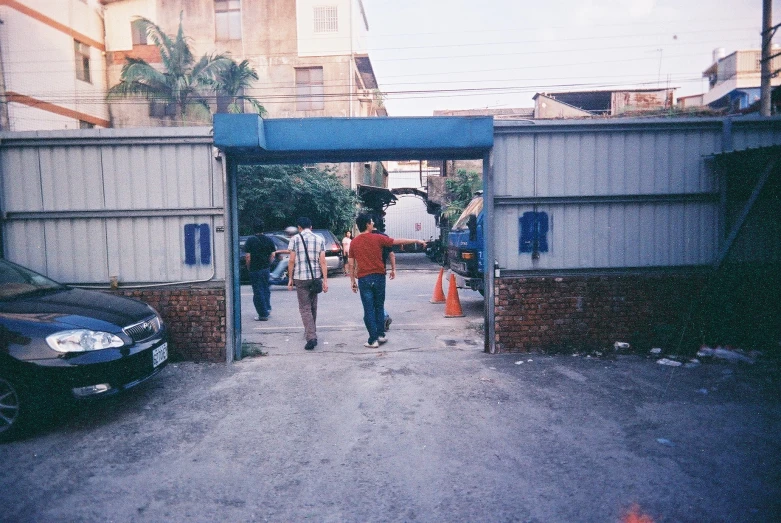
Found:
[0,375,25,442]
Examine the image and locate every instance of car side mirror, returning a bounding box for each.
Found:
[467,214,477,241]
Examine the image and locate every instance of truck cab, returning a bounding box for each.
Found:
[447,193,484,295]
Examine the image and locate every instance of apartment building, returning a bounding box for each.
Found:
[101,0,385,126]
[0,0,110,131]
[702,48,781,110]
[99,0,386,187]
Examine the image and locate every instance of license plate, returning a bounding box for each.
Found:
[152,343,168,368]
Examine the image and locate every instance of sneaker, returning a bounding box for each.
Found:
[364,340,379,348]
[254,316,269,321]
[377,336,387,344]
[305,339,317,350]
[384,316,392,331]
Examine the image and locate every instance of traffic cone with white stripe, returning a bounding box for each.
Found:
[444,273,464,318]
[430,267,446,304]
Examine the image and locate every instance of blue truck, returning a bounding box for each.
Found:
[447,192,485,295]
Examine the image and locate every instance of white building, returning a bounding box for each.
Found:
[0,0,110,130]
[702,48,781,110]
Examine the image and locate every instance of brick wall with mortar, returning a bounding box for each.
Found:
[104,283,226,363]
[494,272,707,353]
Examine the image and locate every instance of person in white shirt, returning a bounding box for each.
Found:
[287,217,328,351]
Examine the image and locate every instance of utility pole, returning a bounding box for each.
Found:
[0,20,10,130]
[760,0,773,116]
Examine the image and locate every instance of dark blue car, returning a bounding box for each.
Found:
[0,259,168,441]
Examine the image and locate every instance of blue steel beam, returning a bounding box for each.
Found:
[213,114,493,163]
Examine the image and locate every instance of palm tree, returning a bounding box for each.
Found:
[108,14,264,123]
[215,59,266,115]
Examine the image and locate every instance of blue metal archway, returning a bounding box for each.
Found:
[212,114,494,361]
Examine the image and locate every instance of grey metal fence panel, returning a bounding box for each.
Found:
[3,220,46,271]
[493,126,722,199]
[2,147,45,212]
[491,117,781,273]
[495,202,717,271]
[0,128,223,285]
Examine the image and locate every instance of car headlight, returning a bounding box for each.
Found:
[46,330,125,353]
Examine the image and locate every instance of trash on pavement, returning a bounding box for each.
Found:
[614,341,630,350]
[656,438,675,447]
[657,358,682,367]
[697,346,756,364]
[515,361,523,365]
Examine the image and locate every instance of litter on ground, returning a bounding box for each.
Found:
[697,346,757,364]
[657,358,682,367]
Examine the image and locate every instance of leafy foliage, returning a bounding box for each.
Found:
[442,169,482,219]
[216,59,267,115]
[107,14,264,123]
[238,165,358,235]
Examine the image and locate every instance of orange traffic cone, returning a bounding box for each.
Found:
[444,273,464,318]
[430,267,446,303]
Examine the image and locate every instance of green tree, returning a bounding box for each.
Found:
[107,14,264,123]
[215,59,266,115]
[238,165,358,235]
[442,169,482,219]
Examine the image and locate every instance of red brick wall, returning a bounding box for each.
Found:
[104,283,226,363]
[494,272,707,353]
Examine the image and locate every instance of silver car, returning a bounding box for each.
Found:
[274,229,344,275]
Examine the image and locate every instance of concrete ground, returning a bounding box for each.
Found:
[2,254,780,522]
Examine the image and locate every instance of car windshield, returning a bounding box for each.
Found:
[452,196,483,230]
[0,259,65,300]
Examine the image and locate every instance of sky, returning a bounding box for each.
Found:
[361,0,781,116]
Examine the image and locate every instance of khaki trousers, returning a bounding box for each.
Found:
[294,279,319,342]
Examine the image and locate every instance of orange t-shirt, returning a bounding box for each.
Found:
[348,232,394,279]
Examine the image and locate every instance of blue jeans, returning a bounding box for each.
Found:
[358,273,386,343]
[269,256,289,285]
[249,268,271,318]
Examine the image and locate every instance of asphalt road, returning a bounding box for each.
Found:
[2,254,780,522]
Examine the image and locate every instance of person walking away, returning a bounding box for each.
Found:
[244,219,277,321]
[348,212,425,348]
[341,231,352,275]
[370,217,395,331]
[287,217,328,350]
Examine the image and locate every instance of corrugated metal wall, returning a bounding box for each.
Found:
[0,128,225,284]
[491,117,781,273]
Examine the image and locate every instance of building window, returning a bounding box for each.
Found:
[149,100,177,118]
[79,120,95,129]
[313,6,338,33]
[74,40,91,83]
[216,0,242,41]
[131,19,148,45]
[296,67,324,111]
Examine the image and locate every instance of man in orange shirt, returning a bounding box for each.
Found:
[348,212,426,348]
